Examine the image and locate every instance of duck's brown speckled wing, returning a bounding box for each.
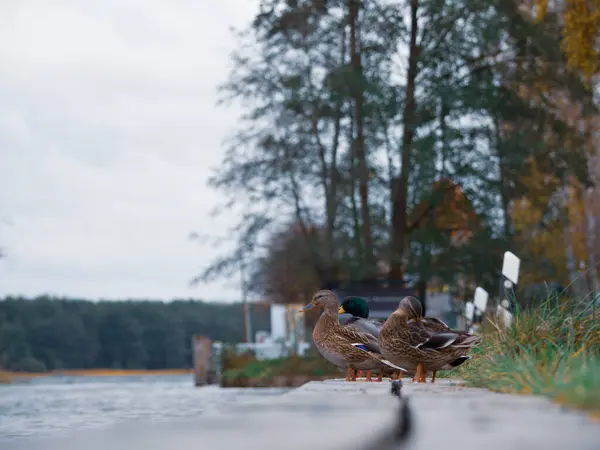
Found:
[422,317,451,332]
[337,324,380,354]
[406,320,434,346]
[343,318,382,353]
[383,320,431,349]
[421,317,482,348]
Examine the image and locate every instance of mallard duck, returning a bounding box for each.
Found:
[300,290,406,382]
[378,296,481,383]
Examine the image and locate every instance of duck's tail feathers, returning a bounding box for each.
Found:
[352,343,407,372]
[380,358,407,372]
[415,332,457,350]
[449,355,471,367]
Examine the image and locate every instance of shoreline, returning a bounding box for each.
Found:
[1,369,193,381]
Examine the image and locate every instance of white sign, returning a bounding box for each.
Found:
[474,287,489,313]
[270,304,286,341]
[501,251,521,284]
[464,302,475,321]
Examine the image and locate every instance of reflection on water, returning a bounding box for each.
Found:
[0,375,288,439]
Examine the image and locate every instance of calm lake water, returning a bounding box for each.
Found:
[0,375,288,440]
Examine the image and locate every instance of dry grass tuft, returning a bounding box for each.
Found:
[458,295,600,415]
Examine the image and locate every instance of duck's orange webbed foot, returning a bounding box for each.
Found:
[364,370,372,382]
[411,363,423,383]
[392,371,404,380]
[377,368,384,382]
[345,367,353,381]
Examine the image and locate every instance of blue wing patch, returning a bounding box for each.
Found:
[351,343,369,352]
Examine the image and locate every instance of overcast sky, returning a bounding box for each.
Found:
[0,0,259,302]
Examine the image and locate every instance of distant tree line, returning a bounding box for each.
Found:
[0,296,270,372]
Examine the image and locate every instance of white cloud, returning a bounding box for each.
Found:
[0,0,258,301]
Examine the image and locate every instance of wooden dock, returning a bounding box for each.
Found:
[5,379,599,450]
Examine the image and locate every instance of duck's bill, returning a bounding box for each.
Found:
[299,303,314,312]
[337,306,346,314]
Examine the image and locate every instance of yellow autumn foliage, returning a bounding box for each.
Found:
[511,158,596,286]
[533,0,549,22]
[533,0,600,77]
[510,161,568,285]
[507,16,600,287]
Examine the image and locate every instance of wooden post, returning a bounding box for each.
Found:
[192,335,212,387]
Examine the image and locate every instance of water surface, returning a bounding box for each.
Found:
[0,375,288,440]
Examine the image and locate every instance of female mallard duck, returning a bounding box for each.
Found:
[301,290,406,382]
[379,296,481,383]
